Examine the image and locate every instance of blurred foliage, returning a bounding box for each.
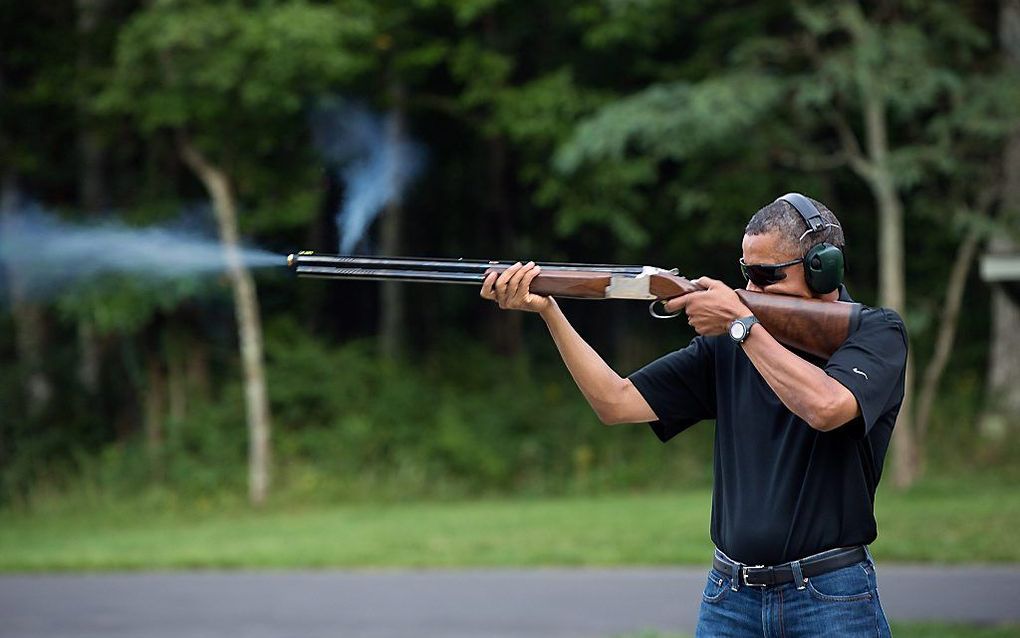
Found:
[6,318,1014,507]
[62,319,715,503]
[100,1,372,131]
[1,0,1018,507]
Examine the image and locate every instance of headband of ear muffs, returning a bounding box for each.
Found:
[776,193,845,295]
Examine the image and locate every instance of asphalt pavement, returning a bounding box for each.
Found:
[1,566,1018,638]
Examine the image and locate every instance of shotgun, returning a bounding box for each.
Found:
[287,252,862,359]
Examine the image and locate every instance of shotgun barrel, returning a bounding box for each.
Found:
[287,252,646,275]
[288,252,674,299]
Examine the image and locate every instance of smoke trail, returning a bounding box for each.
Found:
[310,99,424,254]
[0,202,281,301]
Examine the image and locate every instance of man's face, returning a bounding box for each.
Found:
[740,232,814,298]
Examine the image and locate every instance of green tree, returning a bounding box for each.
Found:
[101,0,371,504]
[557,1,1019,486]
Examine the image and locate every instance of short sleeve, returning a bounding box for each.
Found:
[627,336,717,442]
[824,308,908,438]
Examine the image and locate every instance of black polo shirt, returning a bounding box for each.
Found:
[627,288,907,566]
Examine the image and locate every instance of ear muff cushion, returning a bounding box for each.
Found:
[804,243,844,294]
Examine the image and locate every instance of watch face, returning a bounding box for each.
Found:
[729,321,746,341]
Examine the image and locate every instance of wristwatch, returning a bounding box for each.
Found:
[728,316,759,344]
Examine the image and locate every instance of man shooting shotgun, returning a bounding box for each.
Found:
[290,193,905,636]
[480,194,906,637]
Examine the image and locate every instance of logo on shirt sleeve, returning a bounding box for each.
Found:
[852,367,869,380]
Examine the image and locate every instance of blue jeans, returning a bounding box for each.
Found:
[696,554,892,637]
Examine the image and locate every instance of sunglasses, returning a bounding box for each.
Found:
[739,257,803,287]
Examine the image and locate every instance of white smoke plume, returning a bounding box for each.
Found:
[0,200,280,300]
[310,99,424,254]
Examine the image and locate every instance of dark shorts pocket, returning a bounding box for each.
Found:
[702,569,729,604]
[806,561,874,602]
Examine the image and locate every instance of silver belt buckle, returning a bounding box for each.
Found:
[742,564,768,587]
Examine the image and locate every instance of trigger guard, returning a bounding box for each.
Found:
[649,299,681,319]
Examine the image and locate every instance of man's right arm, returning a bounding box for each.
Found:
[539,298,658,425]
[480,261,657,426]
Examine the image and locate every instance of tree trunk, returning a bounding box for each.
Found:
[178,135,272,506]
[612,302,654,374]
[77,321,101,393]
[143,351,165,455]
[862,92,919,488]
[482,11,523,357]
[981,235,1020,438]
[877,188,918,489]
[166,326,188,423]
[1,174,53,417]
[980,0,1020,438]
[75,0,108,394]
[484,132,524,357]
[76,0,106,213]
[186,336,211,402]
[378,81,407,361]
[915,226,982,448]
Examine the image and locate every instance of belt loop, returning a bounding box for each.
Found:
[730,561,741,592]
[863,545,875,566]
[790,559,806,590]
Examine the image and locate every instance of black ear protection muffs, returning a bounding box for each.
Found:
[776,193,845,295]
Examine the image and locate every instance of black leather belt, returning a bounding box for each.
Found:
[713,545,868,588]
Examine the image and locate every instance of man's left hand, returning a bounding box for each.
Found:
[662,277,752,336]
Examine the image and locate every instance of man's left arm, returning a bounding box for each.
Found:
[740,322,859,431]
[667,278,858,432]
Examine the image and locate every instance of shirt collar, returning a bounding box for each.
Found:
[837,284,853,302]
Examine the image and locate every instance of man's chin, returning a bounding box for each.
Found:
[758,287,814,299]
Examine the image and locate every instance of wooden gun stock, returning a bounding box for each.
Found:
[653,272,861,359]
[515,269,862,359]
[734,290,862,359]
[526,271,613,298]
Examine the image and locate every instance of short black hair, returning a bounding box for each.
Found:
[745,196,845,256]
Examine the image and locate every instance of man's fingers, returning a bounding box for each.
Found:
[663,297,685,314]
[484,262,546,311]
[506,262,530,299]
[495,263,521,301]
[663,299,682,314]
[522,264,542,295]
[693,276,723,289]
[507,262,535,301]
[663,292,699,314]
[480,272,497,300]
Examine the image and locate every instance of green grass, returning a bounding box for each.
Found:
[871,478,1020,563]
[0,480,1017,571]
[615,624,1020,638]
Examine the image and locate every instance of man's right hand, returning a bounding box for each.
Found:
[480,261,552,314]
